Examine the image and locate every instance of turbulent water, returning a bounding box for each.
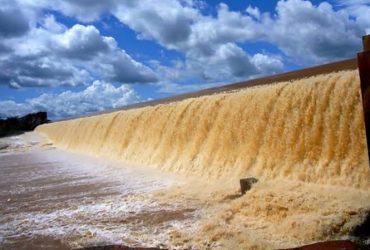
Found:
[3,69,369,249]
[37,70,370,188]
[0,133,199,249]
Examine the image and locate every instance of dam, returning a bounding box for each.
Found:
[1,57,370,249]
[36,69,369,188]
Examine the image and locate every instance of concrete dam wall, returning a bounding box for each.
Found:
[36,69,369,188]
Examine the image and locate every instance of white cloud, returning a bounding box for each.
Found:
[107,0,368,80]
[51,0,117,22]
[188,43,258,80]
[14,0,117,23]
[262,0,365,63]
[54,24,111,60]
[0,81,141,119]
[251,54,284,75]
[114,0,198,49]
[0,100,33,118]
[0,18,157,87]
[113,1,280,81]
[112,0,368,66]
[246,5,261,20]
[0,3,30,38]
[6,0,366,90]
[336,0,370,34]
[336,0,370,5]
[41,15,66,33]
[32,0,277,81]
[109,0,369,93]
[1,0,370,119]
[10,0,369,70]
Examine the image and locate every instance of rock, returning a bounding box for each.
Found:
[0,112,49,137]
[0,143,9,150]
[352,211,370,238]
[240,177,258,194]
[351,211,370,248]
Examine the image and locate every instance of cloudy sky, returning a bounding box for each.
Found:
[0,0,369,120]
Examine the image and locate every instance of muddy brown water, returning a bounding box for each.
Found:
[0,135,198,249]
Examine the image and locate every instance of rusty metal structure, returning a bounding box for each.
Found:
[358,35,370,163]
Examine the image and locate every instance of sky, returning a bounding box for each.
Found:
[0,0,369,120]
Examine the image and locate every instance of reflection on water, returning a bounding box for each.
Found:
[0,134,199,249]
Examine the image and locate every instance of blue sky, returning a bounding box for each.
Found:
[0,0,369,119]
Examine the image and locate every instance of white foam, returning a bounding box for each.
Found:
[0,140,194,248]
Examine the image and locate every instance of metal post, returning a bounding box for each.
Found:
[358,35,370,164]
[363,35,370,51]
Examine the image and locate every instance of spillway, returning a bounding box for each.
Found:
[36,69,370,189]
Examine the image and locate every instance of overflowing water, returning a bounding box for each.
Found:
[38,70,369,188]
[2,70,370,249]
